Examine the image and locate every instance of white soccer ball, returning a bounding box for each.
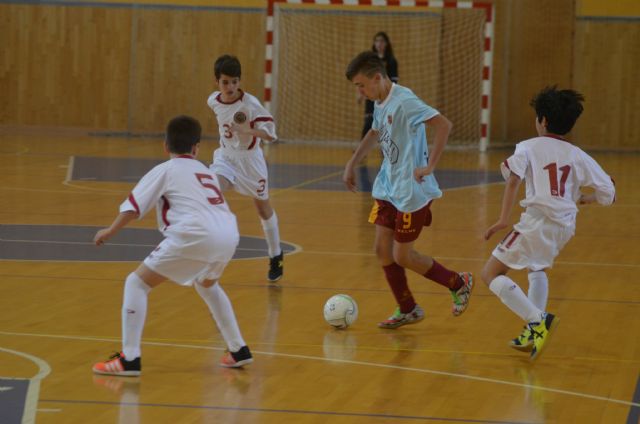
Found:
[323,294,358,329]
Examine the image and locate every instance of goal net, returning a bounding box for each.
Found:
[266,1,493,150]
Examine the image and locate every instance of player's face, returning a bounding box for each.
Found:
[352,73,381,101]
[217,74,241,101]
[374,36,387,55]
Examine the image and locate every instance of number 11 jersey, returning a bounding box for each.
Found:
[501,135,615,226]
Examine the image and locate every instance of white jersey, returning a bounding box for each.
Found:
[120,156,238,262]
[501,135,615,226]
[207,90,277,152]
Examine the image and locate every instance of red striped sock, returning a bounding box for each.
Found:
[382,263,416,313]
[424,260,463,290]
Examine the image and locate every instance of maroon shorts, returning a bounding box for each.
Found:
[368,199,433,242]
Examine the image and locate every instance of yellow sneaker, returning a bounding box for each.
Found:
[509,325,534,352]
[529,313,559,361]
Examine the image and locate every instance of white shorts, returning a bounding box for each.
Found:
[211,148,269,200]
[492,209,575,271]
[143,239,235,286]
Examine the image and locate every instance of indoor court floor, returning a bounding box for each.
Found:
[1,129,639,423]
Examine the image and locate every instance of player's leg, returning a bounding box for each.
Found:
[370,201,423,328]
[92,264,165,376]
[390,203,474,316]
[217,174,233,191]
[254,198,283,282]
[196,277,253,368]
[210,149,237,192]
[527,269,548,310]
[481,256,557,359]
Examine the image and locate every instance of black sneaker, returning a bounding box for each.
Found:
[220,346,253,368]
[268,251,284,282]
[92,352,141,376]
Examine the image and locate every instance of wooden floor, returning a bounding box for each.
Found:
[1,129,639,424]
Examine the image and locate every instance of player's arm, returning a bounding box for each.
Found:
[94,211,138,246]
[343,129,379,192]
[484,173,522,240]
[414,114,452,182]
[94,165,165,245]
[578,152,616,205]
[230,122,276,143]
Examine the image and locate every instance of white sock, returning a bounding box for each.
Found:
[261,211,281,258]
[489,275,544,323]
[195,282,246,352]
[122,273,151,359]
[528,271,548,311]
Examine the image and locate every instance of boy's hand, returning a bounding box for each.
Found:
[579,193,596,204]
[229,122,251,135]
[484,221,508,240]
[414,166,434,182]
[94,228,114,246]
[343,163,357,192]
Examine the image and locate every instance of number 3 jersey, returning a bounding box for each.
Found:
[501,135,616,226]
[119,156,239,262]
[207,90,277,152]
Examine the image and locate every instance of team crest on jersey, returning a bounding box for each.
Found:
[387,115,393,124]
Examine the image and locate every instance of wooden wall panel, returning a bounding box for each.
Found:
[0,4,132,128]
[504,0,574,144]
[573,20,640,149]
[128,8,264,135]
[1,0,638,149]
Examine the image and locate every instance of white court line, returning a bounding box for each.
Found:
[64,156,74,183]
[0,330,638,409]
[0,347,52,424]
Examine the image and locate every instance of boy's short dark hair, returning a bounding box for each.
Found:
[214,55,241,80]
[345,51,387,81]
[166,115,201,154]
[530,86,585,135]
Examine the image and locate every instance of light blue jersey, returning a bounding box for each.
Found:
[371,83,442,212]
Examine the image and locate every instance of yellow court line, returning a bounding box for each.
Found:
[271,170,345,196]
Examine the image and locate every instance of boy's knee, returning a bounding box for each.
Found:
[374,244,393,264]
[480,267,495,287]
[392,249,411,268]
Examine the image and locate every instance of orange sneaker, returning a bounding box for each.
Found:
[92,352,141,376]
[219,346,253,368]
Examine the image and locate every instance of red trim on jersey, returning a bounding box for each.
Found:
[248,137,258,150]
[250,116,274,125]
[505,231,521,249]
[161,195,170,228]
[216,90,244,105]
[503,159,510,170]
[128,194,140,215]
[544,133,569,142]
[176,154,195,159]
[611,177,616,203]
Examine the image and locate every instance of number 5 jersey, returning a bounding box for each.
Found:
[119,156,239,263]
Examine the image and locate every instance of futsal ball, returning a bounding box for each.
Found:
[323,294,358,329]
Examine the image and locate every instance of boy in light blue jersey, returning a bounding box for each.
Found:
[370,81,443,212]
[343,51,474,329]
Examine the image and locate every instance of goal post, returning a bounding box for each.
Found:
[264,0,494,151]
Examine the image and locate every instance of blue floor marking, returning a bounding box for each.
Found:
[71,156,502,191]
